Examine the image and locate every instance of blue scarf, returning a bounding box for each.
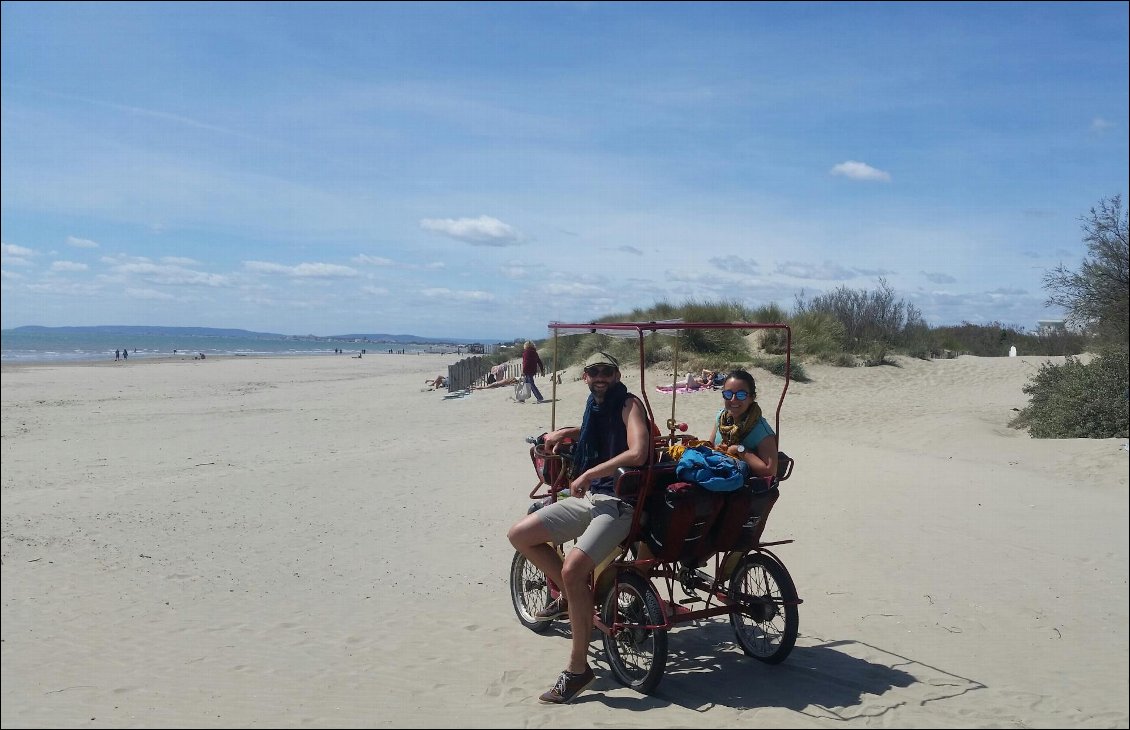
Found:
[574,381,630,477]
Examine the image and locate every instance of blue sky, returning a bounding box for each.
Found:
[2,2,1127,340]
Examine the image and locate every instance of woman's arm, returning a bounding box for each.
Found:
[740,434,778,479]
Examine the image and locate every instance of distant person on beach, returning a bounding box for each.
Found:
[681,368,717,391]
[507,351,650,704]
[115,349,120,361]
[521,341,547,404]
[473,374,518,390]
[426,375,446,389]
[122,348,128,360]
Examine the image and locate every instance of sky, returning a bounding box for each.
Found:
[2,2,1127,340]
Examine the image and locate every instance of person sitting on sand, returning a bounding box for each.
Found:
[473,373,518,390]
[426,375,447,389]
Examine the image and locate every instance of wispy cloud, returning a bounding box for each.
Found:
[352,254,395,266]
[126,288,176,301]
[110,261,231,286]
[419,215,523,246]
[923,271,957,284]
[775,260,858,280]
[1090,117,1114,132]
[3,243,36,257]
[419,287,495,301]
[66,236,99,249]
[50,261,88,272]
[709,257,759,275]
[243,261,360,279]
[830,160,891,182]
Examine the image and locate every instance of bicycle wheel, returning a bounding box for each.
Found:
[601,571,668,694]
[510,550,553,633]
[729,552,799,663]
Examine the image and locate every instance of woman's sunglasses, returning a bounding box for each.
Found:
[585,365,617,378]
[722,389,750,401]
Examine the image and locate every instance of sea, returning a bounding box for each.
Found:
[0,330,461,364]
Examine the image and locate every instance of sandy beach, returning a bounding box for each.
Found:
[1,352,1127,728]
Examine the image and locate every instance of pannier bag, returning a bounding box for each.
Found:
[642,481,724,562]
[708,484,780,553]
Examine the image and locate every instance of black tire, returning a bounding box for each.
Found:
[728,552,799,664]
[510,551,553,633]
[601,571,668,694]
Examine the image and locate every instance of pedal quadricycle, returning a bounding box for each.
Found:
[509,320,801,694]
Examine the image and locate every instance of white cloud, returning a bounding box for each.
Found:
[1091,117,1114,132]
[775,260,857,280]
[3,243,36,258]
[618,245,644,255]
[501,266,531,279]
[353,254,395,266]
[126,288,176,300]
[419,287,495,301]
[112,261,230,286]
[830,160,892,182]
[66,236,99,248]
[419,215,523,246]
[50,260,89,272]
[709,257,759,275]
[161,256,199,266]
[243,261,359,278]
[360,285,389,296]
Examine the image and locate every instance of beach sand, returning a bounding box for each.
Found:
[2,353,1127,728]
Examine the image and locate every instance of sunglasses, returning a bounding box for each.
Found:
[722,389,750,401]
[585,365,617,377]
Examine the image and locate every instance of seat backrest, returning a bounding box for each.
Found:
[641,481,725,563]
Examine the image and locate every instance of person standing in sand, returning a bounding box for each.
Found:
[506,351,650,704]
[521,341,547,404]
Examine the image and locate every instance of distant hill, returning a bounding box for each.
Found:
[8,325,286,338]
[5,325,495,344]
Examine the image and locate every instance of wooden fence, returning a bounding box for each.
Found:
[446,358,522,392]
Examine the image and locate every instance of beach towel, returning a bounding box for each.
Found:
[655,384,709,394]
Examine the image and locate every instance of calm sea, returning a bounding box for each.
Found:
[0,330,443,364]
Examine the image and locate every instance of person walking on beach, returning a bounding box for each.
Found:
[122,348,128,360]
[521,340,547,404]
[115,349,120,361]
[506,351,650,704]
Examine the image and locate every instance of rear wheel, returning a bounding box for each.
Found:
[729,552,799,663]
[601,572,667,694]
[510,551,553,633]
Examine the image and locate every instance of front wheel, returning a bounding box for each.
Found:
[601,571,668,694]
[729,552,799,663]
[510,551,553,633]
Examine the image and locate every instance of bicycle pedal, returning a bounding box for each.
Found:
[678,596,699,605]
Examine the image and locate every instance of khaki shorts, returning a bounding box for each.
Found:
[535,492,633,563]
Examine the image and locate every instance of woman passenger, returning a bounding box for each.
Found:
[708,369,778,479]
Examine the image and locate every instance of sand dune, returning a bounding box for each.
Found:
[2,353,1126,728]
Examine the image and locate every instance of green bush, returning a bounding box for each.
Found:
[1010,349,1129,438]
[750,355,810,383]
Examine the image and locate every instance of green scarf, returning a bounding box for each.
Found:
[718,401,763,447]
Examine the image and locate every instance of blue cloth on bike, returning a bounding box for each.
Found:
[675,444,748,492]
